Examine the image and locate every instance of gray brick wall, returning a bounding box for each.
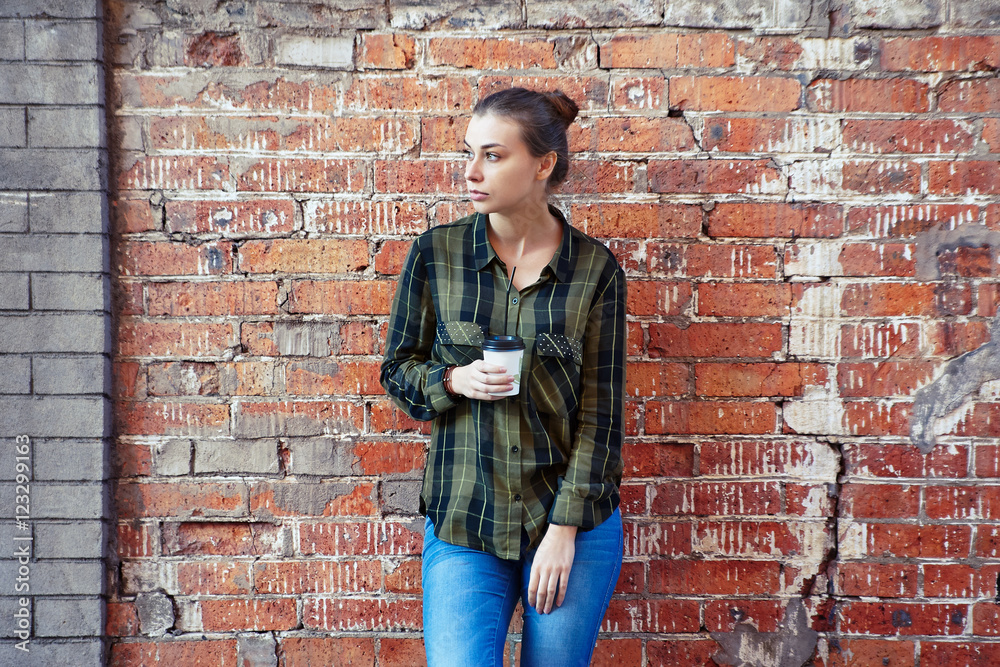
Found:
[0,1,108,663]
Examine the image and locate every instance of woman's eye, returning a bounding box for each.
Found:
[462,150,473,159]
[486,152,499,161]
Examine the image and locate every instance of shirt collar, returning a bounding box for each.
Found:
[471,205,574,283]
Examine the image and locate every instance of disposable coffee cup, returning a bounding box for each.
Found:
[482,335,524,397]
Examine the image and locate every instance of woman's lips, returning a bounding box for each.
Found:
[469,190,488,201]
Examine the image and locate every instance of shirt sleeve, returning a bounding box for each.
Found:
[379,237,460,421]
[549,259,627,527]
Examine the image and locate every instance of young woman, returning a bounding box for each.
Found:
[380,87,626,667]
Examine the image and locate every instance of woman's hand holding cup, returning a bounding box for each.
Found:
[449,360,515,400]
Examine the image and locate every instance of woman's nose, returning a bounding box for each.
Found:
[465,158,481,182]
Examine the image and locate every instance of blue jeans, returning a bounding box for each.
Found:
[421,509,623,667]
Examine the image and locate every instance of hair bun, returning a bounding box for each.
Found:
[544,90,579,127]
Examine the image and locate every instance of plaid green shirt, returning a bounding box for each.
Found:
[380,206,626,560]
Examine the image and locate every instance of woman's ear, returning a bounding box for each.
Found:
[536,151,558,182]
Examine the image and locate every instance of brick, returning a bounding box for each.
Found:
[0,147,100,189]
[846,204,978,238]
[233,400,363,438]
[611,75,667,111]
[558,160,637,194]
[285,359,383,396]
[663,0,812,30]
[112,198,157,234]
[696,362,826,397]
[0,193,27,232]
[695,520,824,558]
[921,642,1000,666]
[0,107,24,147]
[573,203,701,239]
[0,357,30,393]
[275,35,352,69]
[650,243,778,278]
[195,439,279,474]
[699,283,792,318]
[649,322,782,358]
[926,486,1000,520]
[0,312,106,353]
[346,76,473,112]
[32,357,107,396]
[806,78,930,113]
[428,37,555,68]
[626,361,688,398]
[303,597,421,632]
[648,400,777,435]
[843,400,911,436]
[26,19,98,61]
[704,600,785,632]
[845,442,966,478]
[699,440,831,477]
[110,640,238,666]
[924,564,1000,598]
[840,322,921,359]
[120,72,341,112]
[843,119,975,154]
[152,115,419,154]
[35,598,102,637]
[940,79,1000,113]
[621,442,693,478]
[651,480,779,515]
[116,482,247,519]
[177,561,252,596]
[118,321,235,357]
[0,20,23,60]
[304,200,426,235]
[929,161,1000,195]
[146,361,218,396]
[374,239,411,276]
[841,483,920,518]
[28,107,101,148]
[148,281,278,317]
[840,602,966,636]
[985,119,1000,152]
[236,158,365,193]
[883,36,1000,71]
[670,76,800,112]
[595,117,695,152]
[114,400,229,436]
[600,33,734,68]
[32,273,107,311]
[703,116,841,153]
[298,521,422,556]
[106,602,140,637]
[843,282,971,317]
[238,239,368,275]
[278,637,375,667]
[251,480,376,518]
[790,242,916,278]
[119,155,229,191]
[184,31,244,67]
[201,598,297,632]
[591,639,642,667]
[117,240,232,277]
[527,0,662,28]
[626,280,690,317]
[865,523,971,558]
[941,244,997,277]
[0,62,99,104]
[651,559,780,595]
[708,202,842,238]
[254,559,380,595]
[0,273,28,310]
[838,361,936,398]
[601,599,699,634]
[352,440,426,476]
[479,75,609,112]
[287,280,394,315]
[385,557,423,594]
[843,160,920,194]
[360,33,415,69]
[646,640,718,665]
[116,522,155,558]
[1,234,103,273]
[649,159,785,195]
[374,159,463,194]
[160,521,282,557]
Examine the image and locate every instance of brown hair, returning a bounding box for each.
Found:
[473,87,580,189]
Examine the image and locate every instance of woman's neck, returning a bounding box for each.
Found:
[486,198,560,257]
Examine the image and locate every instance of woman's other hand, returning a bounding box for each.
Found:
[449,360,513,400]
[527,524,577,614]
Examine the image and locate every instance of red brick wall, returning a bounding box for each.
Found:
[107,3,1000,665]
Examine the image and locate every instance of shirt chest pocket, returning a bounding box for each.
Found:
[433,321,485,367]
[530,332,583,417]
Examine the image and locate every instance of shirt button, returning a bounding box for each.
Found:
[513,494,522,501]
[511,297,518,304]
[511,446,519,453]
